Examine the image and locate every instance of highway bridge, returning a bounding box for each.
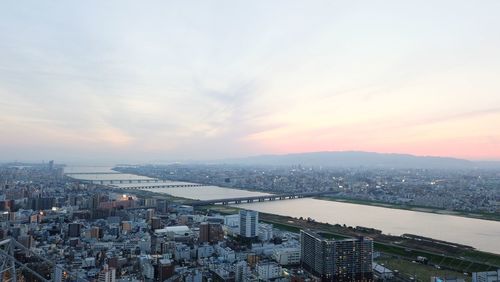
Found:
[111,183,206,189]
[64,172,121,175]
[66,177,160,184]
[190,191,333,206]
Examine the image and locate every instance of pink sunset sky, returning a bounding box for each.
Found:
[1,1,499,162]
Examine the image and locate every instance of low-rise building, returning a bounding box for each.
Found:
[272,247,301,265]
[256,261,282,280]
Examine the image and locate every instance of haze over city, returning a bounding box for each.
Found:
[2,2,500,281]
[1,0,500,163]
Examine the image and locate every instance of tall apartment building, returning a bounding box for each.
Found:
[199,222,224,243]
[472,270,500,282]
[68,223,81,238]
[29,197,54,211]
[239,210,258,238]
[300,229,373,282]
[98,264,116,282]
[53,265,63,282]
[151,217,162,230]
[158,258,175,281]
[156,199,168,213]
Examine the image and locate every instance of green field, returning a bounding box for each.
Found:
[376,257,471,282]
[144,193,500,275]
[257,212,500,273]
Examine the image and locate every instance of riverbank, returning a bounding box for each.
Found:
[203,204,500,274]
[120,180,500,224]
[111,167,500,222]
[316,196,500,222]
[118,186,500,273]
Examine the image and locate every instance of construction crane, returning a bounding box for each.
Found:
[0,238,87,282]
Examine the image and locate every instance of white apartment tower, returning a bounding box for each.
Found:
[239,210,258,238]
[98,264,116,282]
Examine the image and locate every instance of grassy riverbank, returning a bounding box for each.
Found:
[122,188,500,275]
[203,205,500,273]
[316,196,500,222]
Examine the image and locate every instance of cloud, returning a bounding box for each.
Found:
[1,1,500,161]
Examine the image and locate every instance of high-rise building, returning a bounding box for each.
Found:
[472,270,500,282]
[300,229,373,282]
[89,194,100,210]
[98,264,116,282]
[7,211,16,222]
[53,264,63,282]
[144,198,156,207]
[68,223,81,238]
[156,199,168,213]
[199,222,210,243]
[199,222,224,243]
[151,217,162,230]
[209,223,224,243]
[0,199,14,211]
[146,208,154,223]
[239,210,258,238]
[258,223,274,241]
[235,261,250,282]
[29,197,54,211]
[158,258,174,281]
[90,227,102,239]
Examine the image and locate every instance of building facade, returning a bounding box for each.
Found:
[239,210,258,238]
[300,229,373,282]
[472,270,500,282]
[199,222,224,243]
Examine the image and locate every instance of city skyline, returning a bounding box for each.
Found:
[1,2,499,280]
[1,1,500,162]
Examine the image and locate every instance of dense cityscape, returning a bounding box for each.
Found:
[117,165,500,215]
[3,1,500,281]
[1,163,499,282]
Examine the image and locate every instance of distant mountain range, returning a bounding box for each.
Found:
[215,151,500,169]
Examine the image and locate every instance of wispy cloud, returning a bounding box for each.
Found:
[1,0,500,161]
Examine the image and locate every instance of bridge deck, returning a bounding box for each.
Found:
[190,191,333,206]
[112,183,205,189]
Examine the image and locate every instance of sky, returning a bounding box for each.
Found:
[1,1,500,163]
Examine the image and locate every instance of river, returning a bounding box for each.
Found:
[234,198,500,254]
[63,168,500,254]
[146,185,500,254]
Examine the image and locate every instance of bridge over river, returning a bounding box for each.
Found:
[111,183,206,189]
[190,191,333,206]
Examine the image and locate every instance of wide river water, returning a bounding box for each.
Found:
[64,168,500,254]
[234,198,500,254]
[152,186,500,254]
